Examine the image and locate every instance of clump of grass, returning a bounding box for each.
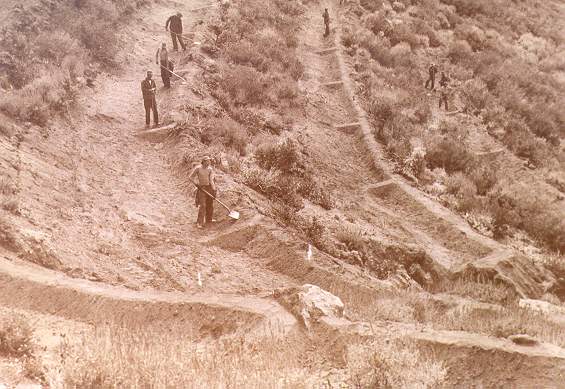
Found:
[0,216,19,252]
[0,315,35,358]
[347,337,447,388]
[335,224,365,253]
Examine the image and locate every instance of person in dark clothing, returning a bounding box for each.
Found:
[425,63,438,90]
[165,12,186,51]
[141,71,158,127]
[156,43,170,88]
[438,72,449,110]
[323,8,330,37]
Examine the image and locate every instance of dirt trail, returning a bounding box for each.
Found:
[0,0,301,344]
[0,0,297,296]
[294,2,502,274]
[0,252,297,339]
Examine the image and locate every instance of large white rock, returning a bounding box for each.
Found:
[273,284,344,329]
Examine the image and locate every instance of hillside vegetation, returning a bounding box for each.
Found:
[340,0,565,253]
[0,0,152,126]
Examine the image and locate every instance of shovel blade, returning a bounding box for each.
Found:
[228,210,240,220]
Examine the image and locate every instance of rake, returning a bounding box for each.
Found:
[192,182,240,221]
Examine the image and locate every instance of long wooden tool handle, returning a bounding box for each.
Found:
[159,64,187,82]
[193,182,231,212]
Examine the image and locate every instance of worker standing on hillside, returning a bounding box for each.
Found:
[155,43,171,88]
[323,8,330,37]
[141,71,158,128]
[190,156,216,229]
[165,12,186,51]
[438,72,449,110]
[425,63,438,90]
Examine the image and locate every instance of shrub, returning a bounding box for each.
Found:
[363,12,391,35]
[460,78,491,113]
[470,165,498,195]
[242,166,303,209]
[357,28,392,66]
[447,39,472,64]
[347,338,447,388]
[360,0,383,12]
[445,172,479,212]
[220,65,267,105]
[366,94,399,129]
[0,315,34,358]
[455,23,486,51]
[389,43,413,67]
[341,26,356,48]
[400,147,427,180]
[201,117,249,156]
[335,224,365,252]
[389,23,421,49]
[425,138,476,173]
[255,138,301,173]
[0,217,19,251]
[305,217,325,245]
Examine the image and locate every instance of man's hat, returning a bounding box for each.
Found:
[177,12,182,17]
[202,156,212,163]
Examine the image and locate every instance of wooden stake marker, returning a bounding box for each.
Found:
[322,81,343,88]
[316,47,337,55]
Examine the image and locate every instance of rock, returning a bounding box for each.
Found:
[547,277,565,301]
[508,334,539,346]
[392,1,406,12]
[273,284,344,329]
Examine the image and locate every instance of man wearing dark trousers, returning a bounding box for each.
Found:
[425,63,438,90]
[190,156,216,228]
[438,72,449,110]
[141,71,158,128]
[323,9,330,37]
[155,43,171,88]
[165,12,186,51]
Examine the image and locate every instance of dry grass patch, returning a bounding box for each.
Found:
[48,325,309,388]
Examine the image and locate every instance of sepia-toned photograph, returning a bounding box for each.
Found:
[0,0,564,387]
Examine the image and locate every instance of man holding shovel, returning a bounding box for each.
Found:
[155,43,171,88]
[190,156,216,228]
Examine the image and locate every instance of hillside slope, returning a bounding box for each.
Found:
[0,0,564,387]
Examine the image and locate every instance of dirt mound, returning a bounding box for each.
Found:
[0,256,297,339]
[411,327,565,388]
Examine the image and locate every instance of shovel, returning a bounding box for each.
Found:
[193,183,240,221]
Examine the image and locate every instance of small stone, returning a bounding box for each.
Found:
[508,334,538,346]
